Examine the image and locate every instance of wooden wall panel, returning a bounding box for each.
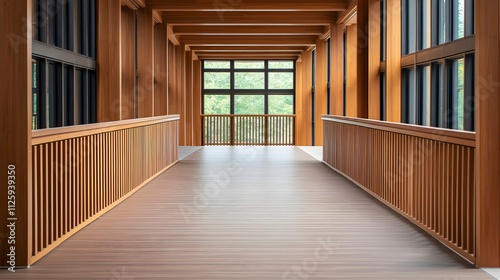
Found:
[476,0,500,267]
[137,6,154,118]
[154,22,168,116]
[0,0,32,267]
[184,50,194,145]
[193,60,202,146]
[368,0,381,120]
[386,0,401,122]
[97,0,121,122]
[330,23,345,116]
[168,42,187,145]
[296,51,313,145]
[121,6,136,120]
[345,24,358,117]
[315,39,328,146]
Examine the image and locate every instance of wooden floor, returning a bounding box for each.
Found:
[1,147,493,279]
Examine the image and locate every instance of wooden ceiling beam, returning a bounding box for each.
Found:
[180,35,317,46]
[172,25,326,36]
[197,54,299,60]
[148,0,347,11]
[189,46,308,52]
[161,11,336,25]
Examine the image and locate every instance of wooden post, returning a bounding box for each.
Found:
[0,0,32,268]
[386,0,401,122]
[137,5,155,118]
[315,38,328,145]
[476,0,500,267]
[368,0,382,120]
[330,23,345,116]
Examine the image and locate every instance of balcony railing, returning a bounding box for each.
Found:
[29,115,179,264]
[202,114,295,146]
[323,115,476,263]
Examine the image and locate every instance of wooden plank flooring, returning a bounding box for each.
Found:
[1,147,493,279]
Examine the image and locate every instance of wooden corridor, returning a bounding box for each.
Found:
[0,147,493,279]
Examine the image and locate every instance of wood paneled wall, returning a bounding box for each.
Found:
[137,6,154,118]
[167,42,187,145]
[154,22,169,116]
[121,6,136,120]
[323,116,476,263]
[30,116,179,264]
[295,51,313,146]
[368,0,381,120]
[345,24,358,117]
[330,23,345,116]
[476,0,500,267]
[97,0,122,122]
[356,0,369,119]
[315,39,328,146]
[184,50,194,145]
[0,0,32,267]
[193,60,203,146]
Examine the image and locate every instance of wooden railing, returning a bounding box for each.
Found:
[30,115,179,264]
[322,115,476,263]
[202,114,295,146]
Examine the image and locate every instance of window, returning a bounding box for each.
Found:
[381,0,387,60]
[202,60,295,115]
[32,0,97,129]
[380,72,387,121]
[402,0,416,55]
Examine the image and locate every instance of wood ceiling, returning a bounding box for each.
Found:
[145,0,349,60]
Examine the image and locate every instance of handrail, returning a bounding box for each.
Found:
[322,115,475,147]
[202,114,296,117]
[32,115,180,145]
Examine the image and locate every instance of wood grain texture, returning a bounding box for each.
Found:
[121,6,136,120]
[323,116,477,263]
[137,6,155,118]
[0,147,493,278]
[385,0,401,122]
[148,0,347,11]
[295,51,313,145]
[154,22,169,116]
[29,116,179,265]
[330,23,345,116]
[475,0,500,267]
[0,0,32,267]
[192,60,203,146]
[314,39,328,146]
[345,24,358,117]
[356,0,369,119]
[97,0,122,122]
[368,0,381,120]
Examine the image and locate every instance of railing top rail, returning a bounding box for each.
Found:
[32,115,180,145]
[202,114,296,117]
[322,115,476,147]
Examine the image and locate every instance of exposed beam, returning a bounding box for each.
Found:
[167,24,180,45]
[162,11,336,25]
[148,0,347,11]
[198,54,299,60]
[189,45,308,52]
[180,35,317,46]
[172,25,326,36]
[195,51,302,57]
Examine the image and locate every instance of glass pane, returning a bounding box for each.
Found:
[269,95,294,114]
[420,65,431,126]
[453,0,465,39]
[269,61,294,69]
[204,95,230,114]
[204,61,230,69]
[452,58,465,130]
[420,0,431,50]
[438,0,447,44]
[234,72,265,89]
[234,95,264,114]
[268,72,294,89]
[204,72,230,89]
[234,61,264,69]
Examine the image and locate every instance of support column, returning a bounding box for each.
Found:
[315,39,328,146]
[476,0,500,267]
[386,0,401,122]
[137,5,154,118]
[330,23,345,116]
[368,0,382,120]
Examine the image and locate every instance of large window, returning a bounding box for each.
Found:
[202,60,295,115]
[31,0,97,129]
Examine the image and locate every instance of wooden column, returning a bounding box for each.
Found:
[345,24,358,117]
[476,0,500,267]
[296,51,313,146]
[137,6,154,118]
[184,50,194,145]
[315,39,328,145]
[356,0,369,119]
[0,0,32,267]
[193,60,202,146]
[154,22,168,116]
[386,0,401,122]
[97,0,121,122]
[330,23,345,116]
[368,0,381,120]
[121,6,136,120]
